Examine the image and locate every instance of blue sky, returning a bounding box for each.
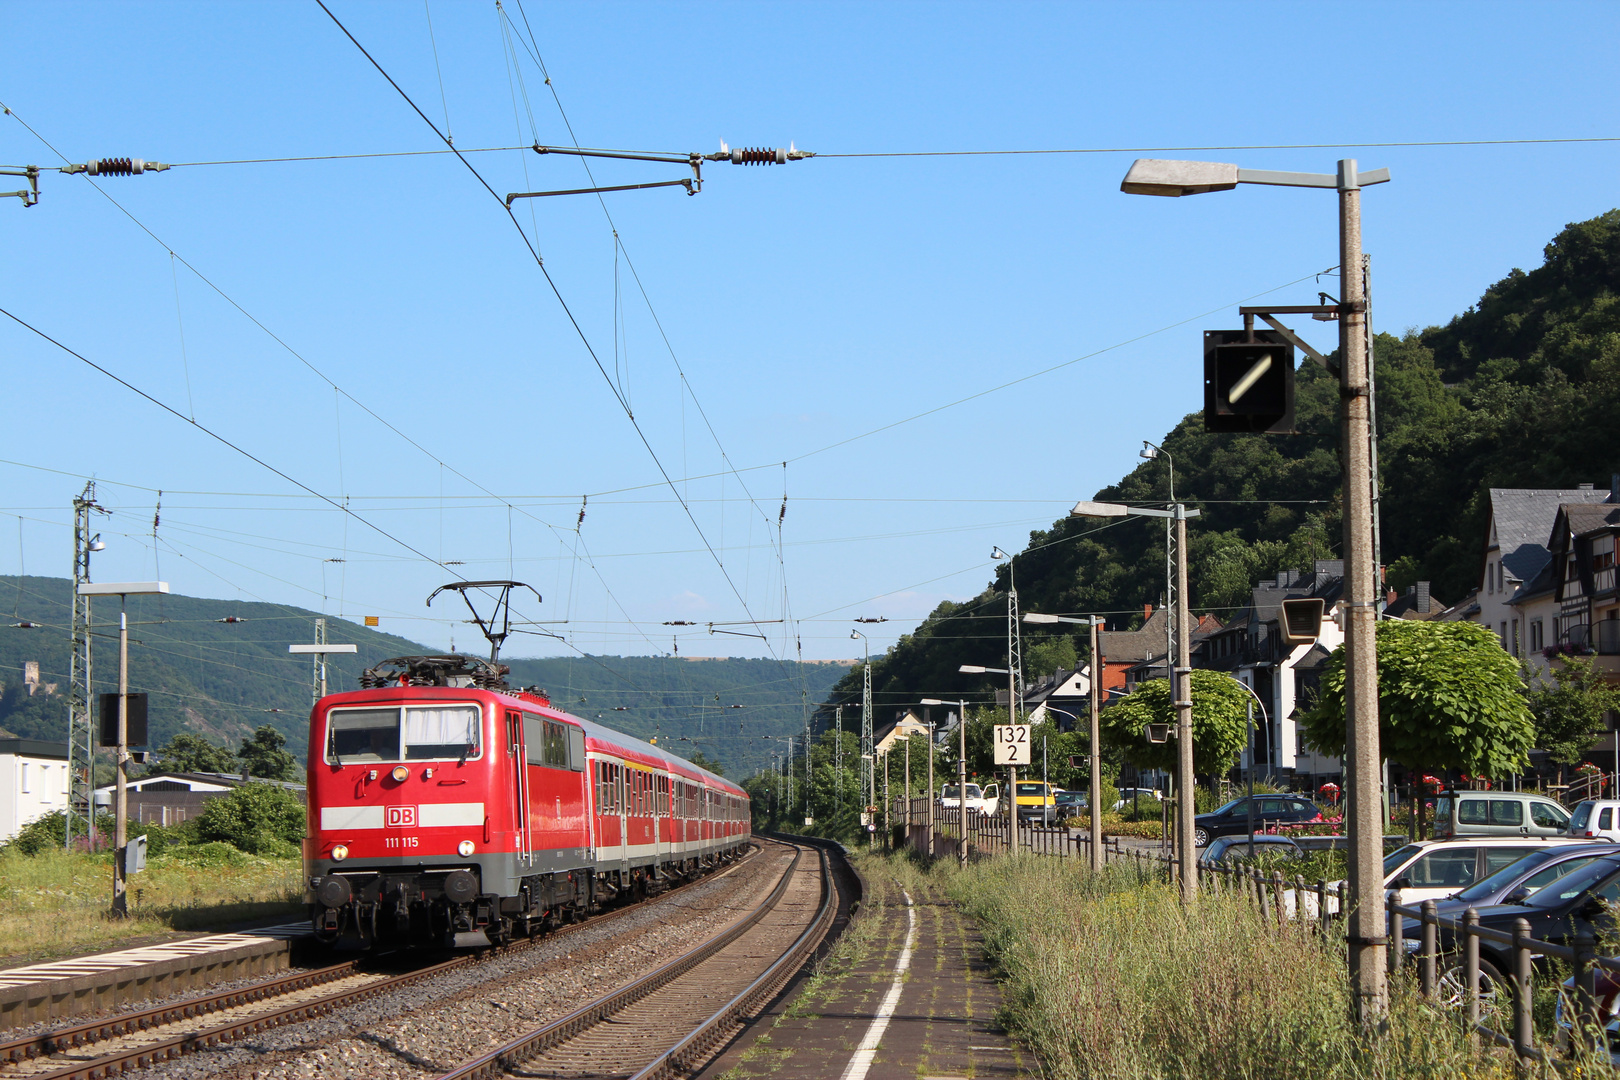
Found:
[3,0,1617,664]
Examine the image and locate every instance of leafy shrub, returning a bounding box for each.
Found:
[194,783,306,856]
[4,810,68,856]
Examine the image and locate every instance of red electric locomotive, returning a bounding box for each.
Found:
[303,654,750,948]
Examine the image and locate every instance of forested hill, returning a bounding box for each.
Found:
[0,575,845,777]
[826,209,1620,717]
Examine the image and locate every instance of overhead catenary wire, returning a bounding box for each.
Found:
[316,1,786,663]
[0,101,660,666]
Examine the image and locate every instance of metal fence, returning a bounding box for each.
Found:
[1112,845,1615,1064]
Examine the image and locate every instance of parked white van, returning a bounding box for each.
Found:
[1569,800,1620,842]
[938,782,1000,817]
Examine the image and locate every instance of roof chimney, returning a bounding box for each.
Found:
[1611,473,1619,503]
[1416,581,1431,614]
[1579,482,1595,490]
[1144,603,1153,621]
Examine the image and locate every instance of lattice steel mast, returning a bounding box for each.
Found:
[66,482,106,850]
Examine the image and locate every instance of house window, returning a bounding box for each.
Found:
[1531,619,1544,652]
[1501,622,1508,647]
[19,762,29,794]
[39,765,51,803]
[1487,562,1494,595]
[1511,619,1520,657]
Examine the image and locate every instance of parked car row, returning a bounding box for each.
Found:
[932,782,1167,821]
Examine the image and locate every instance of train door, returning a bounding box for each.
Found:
[505,711,532,864]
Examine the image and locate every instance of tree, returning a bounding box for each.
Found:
[157,732,238,775]
[1099,670,1250,777]
[1299,621,1535,777]
[195,782,306,855]
[238,725,300,781]
[1526,655,1620,782]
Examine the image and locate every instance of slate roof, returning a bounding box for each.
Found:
[1097,608,1170,663]
[1489,488,1612,585]
[1561,503,1620,538]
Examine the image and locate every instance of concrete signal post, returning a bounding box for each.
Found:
[77,581,168,917]
[1119,155,1390,1019]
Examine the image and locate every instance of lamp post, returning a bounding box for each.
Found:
[922,696,969,867]
[1121,155,1389,1017]
[960,663,1021,846]
[850,628,874,845]
[1219,675,1270,861]
[77,580,168,917]
[1024,612,1106,871]
[1072,499,1200,900]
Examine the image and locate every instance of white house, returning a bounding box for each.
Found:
[0,739,71,843]
[1475,485,1613,670]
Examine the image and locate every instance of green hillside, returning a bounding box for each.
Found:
[0,575,845,777]
[825,210,1620,714]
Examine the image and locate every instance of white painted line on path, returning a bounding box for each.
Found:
[839,888,917,1080]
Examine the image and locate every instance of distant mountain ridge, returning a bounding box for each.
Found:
[0,576,846,777]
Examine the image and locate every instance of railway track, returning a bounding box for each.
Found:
[436,836,838,1080]
[0,847,761,1080]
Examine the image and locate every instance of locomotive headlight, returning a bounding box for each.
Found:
[331,844,349,861]
[457,840,475,857]
[391,765,409,782]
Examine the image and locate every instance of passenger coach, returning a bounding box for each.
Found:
[303,655,750,948]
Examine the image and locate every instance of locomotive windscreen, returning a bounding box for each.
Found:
[325,704,483,763]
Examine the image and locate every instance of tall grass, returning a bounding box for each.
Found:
[943,854,1547,1080]
[0,847,303,962]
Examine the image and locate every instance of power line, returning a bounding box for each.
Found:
[317,0,785,661]
[816,136,1620,159]
[1,104,661,666]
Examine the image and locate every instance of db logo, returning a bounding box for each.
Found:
[385,805,418,828]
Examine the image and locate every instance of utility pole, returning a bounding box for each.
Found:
[1004,568,1023,842]
[66,483,105,851]
[1338,161,1387,1020]
[1118,154,1391,1014]
[1089,617,1104,872]
[834,705,843,820]
[851,628,874,845]
[1173,505,1196,900]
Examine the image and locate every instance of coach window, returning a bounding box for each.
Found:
[403,705,482,761]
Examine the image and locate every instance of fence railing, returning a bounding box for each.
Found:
[1095,843,1614,1064]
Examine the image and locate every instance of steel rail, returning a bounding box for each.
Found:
[630,843,838,1080]
[0,959,366,1065]
[435,839,823,1080]
[17,847,758,1080]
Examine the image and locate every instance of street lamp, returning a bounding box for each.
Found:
[922,696,970,868]
[77,580,168,917]
[959,662,1023,841]
[1024,611,1106,871]
[1123,155,1388,1017]
[850,628,874,843]
[1220,674,1271,861]
[1072,498,1200,900]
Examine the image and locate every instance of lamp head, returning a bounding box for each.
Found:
[1120,158,1238,197]
[88,535,106,552]
[1140,442,1158,460]
[990,546,1009,560]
